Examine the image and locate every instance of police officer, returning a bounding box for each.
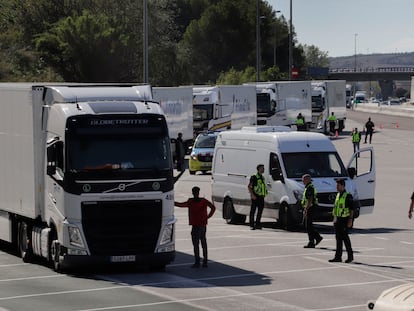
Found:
[302,174,323,248]
[327,112,337,135]
[296,113,306,131]
[248,164,268,230]
[351,128,361,154]
[329,179,354,263]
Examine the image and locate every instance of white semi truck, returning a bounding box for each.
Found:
[192,85,257,134]
[0,83,176,271]
[153,86,194,156]
[311,80,347,134]
[245,81,312,129]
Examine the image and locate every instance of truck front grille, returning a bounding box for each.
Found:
[317,192,337,205]
[81,200,162,256]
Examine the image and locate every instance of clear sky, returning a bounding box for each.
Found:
[267,0,414,57]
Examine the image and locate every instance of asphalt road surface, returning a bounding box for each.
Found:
[1,110,414,311]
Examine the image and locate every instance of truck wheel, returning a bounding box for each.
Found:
[278,204,294,231]
[223,199,246,224]
[49,232,62,272]
[189,170,196,175]
[18,221,32,262]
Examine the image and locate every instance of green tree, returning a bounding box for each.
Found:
[35,11,135,82]
[301,44,329,67]
[178,0,257,84]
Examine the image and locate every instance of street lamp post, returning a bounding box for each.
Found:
[354,33,358,72]
[256,0,261,81]
[288,0,293,80]
[143,0,149,83]
[273,10,281,67]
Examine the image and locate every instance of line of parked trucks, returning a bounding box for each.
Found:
[0,80,368,272]
[154,79,348,153]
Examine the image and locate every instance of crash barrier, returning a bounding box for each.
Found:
[353,102,414,118]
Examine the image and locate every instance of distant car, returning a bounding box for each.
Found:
[387,98,401,105]
[189,132,219,175]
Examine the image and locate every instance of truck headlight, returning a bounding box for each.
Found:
[68,226,85,248]
[160,224,173,245]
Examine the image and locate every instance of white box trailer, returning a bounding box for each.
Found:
[244,81,312,129]
[153,86,194,154]
[212,126,375,230]
[192,85,257,133]
[0,83,176,271]
[311,80,347,133]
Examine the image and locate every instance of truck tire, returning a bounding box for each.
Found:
[223,199,246,224]
[48,231,62,272]
[18,221,32,262]
[278,204,294,231]
[189,170,196,175]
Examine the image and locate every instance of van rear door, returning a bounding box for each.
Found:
[346,147,376,214]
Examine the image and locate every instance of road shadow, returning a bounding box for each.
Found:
[69,251,272,289]
[351,261,403,270]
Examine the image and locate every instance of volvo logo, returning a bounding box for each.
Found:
[118,184,126,191]
[83,184,91,193]
[152,182,161,191]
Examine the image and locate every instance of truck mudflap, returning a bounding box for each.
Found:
[59,247,175,270]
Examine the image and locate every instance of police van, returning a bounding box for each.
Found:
[211,126,375,230]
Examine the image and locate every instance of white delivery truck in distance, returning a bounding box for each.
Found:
[244,81,312,129]
[192,85,257,134]
[0,83,176,271]
[311,80,347,134]
[211,126,375,230]
[153,86,194,156]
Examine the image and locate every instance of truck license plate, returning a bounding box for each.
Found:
[110,255,136,262]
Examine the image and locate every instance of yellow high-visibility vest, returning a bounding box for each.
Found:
[333,192,350,217]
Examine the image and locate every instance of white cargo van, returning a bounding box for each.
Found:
[211,126,375,230]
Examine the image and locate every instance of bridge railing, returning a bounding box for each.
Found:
[329,67,414,73]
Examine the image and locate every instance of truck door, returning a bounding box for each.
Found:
[346,147,376,214]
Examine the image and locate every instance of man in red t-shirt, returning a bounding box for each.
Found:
[175,186,216,268]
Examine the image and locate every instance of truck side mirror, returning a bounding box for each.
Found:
[47,141,63,176]
[47,145,57,176]
[348,167,356,179]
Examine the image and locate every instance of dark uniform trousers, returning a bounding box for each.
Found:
[333,217,353,259]
[250,195,265,228]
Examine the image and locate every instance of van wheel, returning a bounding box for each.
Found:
[223,199,246,224]
[18,221,32,262]
[279,204,294,231]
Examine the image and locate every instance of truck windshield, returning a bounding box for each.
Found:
[311,96,324,112]
[193,104,213,121]
[282,152,347,179]
[66,115,172,172]
[257,93,275,114]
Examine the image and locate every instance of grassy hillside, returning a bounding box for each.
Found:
[329,52,414,68]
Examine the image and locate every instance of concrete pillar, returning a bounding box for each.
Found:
[378,80,394,100]
[411,77,414,101]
